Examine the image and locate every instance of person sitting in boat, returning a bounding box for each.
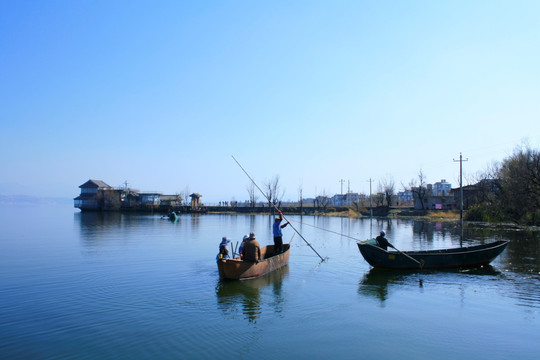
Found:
[241,232,261,263]
[238,235,249,259]
[375,231,395,251]
[217,237,231,261]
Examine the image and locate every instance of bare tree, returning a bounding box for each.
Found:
[246,182,258,207]
[182,186,190,206]
[264,175,283,210]
[373,188,385,207]
[472,162,500,204]
[498,145,540,223]
[469,145,540,224]
[297,182,304,211]
[408,169,428,210]
[316,190,330,212]
[381,176,395,207]
[352,192,368,211]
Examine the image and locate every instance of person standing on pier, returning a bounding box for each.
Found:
[273,210,290,254]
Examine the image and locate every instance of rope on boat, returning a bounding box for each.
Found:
[287,218,363,241]
[288,219,424,268]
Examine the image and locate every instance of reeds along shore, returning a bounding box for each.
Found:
[206,206,462,220]
[78,202,462,220]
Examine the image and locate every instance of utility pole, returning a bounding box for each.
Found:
[367,177,374,237]
[454,153,468,244]
[453,153,469,220]
[367,178,373,216]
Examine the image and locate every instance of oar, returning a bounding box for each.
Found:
[232,155,327,262]
[231,241,239,258]
[389,244,424,269]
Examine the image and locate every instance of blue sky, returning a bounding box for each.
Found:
[1,1,539,203]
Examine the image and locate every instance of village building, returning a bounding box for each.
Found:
[74,179,198,212]
[73,179,123,210]
[412,181,455,211]
[190,193,203,210]
[331,192,360,206]
[433,179,452,196]
[453,179,499,210]
[160,194,184,207]
[397,190,413,204]
[139,193,161,207]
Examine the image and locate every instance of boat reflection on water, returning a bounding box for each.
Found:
[358,266,502,305]
[215,266,289,323]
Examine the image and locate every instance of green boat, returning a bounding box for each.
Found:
[357,238,509,270]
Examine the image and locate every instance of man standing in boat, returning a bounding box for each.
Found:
[242,232,261,263]
[273,210,290,254]
[375,231,395,251]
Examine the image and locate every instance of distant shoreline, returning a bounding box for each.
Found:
[0,195,72,205]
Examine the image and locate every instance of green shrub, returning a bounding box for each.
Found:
[520,210,540,226]
[465,204,503,222]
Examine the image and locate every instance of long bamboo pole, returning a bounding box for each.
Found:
[232,155,327,262]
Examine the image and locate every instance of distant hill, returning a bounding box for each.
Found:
[0,194,72,205]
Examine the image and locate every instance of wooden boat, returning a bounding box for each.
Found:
[217,244,290,280]
[357,238,509,270]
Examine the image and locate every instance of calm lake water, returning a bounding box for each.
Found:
[1,203,539,359]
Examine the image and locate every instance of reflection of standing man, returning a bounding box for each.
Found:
[273,210,289,254]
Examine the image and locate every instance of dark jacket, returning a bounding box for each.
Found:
[242,238,261,262]
[375,235,392,251]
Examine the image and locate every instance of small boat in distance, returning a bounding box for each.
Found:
[357,238,509,270]
[217,244,290,280]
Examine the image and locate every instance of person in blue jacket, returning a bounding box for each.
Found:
[272,210,289,254]
[217,237,231,260]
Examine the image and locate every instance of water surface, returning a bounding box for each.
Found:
[1,204,539,359]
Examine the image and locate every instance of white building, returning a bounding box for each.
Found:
[397,190,413,203]
[433,179,452,196]
[331,192,360,206]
